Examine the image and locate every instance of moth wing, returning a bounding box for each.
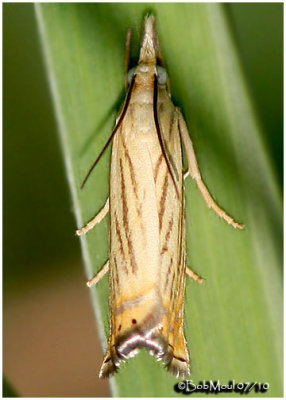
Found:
[100,100,189,379]
[100,119,166,377]
[156,108,190,377]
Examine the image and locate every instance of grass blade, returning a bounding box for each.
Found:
[35,3,282,397]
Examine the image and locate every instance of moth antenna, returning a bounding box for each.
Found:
[80,75,136,189]
[153,74,180,199]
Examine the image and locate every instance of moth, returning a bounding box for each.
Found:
[77,15,243,379]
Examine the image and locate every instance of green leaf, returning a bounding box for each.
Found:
[35,3,282,397]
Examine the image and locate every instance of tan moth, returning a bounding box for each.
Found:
[77,15,243,379]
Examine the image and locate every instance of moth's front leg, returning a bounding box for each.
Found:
[76,198,110,235]
[178,109,244,230]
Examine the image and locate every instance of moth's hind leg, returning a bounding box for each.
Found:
[186,266,203,283]
[178,109,244,230]
[76,198,109,235]
[87,260,109,287]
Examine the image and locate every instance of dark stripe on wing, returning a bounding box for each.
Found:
[120,159,138,274]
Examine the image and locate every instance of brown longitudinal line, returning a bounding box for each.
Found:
[164,256,173,291]
[112,256,120,286]
[121,137,139,202]
[120,158,138,274]
[120,136,146,245]
[163,111,180,182]
[110,264,117,333]
[166,108,175,141]
[158,172,169,231]
[161,215,174,255]
[169,270,177,311]
[154,154,163,182]
[114,214,129,275]
[177,205,185,288]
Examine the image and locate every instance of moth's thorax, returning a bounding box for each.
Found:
[127,84,172,138]
[130,83,168,104]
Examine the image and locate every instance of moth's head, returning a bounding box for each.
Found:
[126,15,169,90]
[127,64,168,88]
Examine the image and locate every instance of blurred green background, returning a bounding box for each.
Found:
[3,3,282,397]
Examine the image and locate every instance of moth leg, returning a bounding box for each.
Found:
[178,110,244,229]
[186,267,203,283]
[183,170,190,180]
[76,198,109,236]
[87,260,109,287]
